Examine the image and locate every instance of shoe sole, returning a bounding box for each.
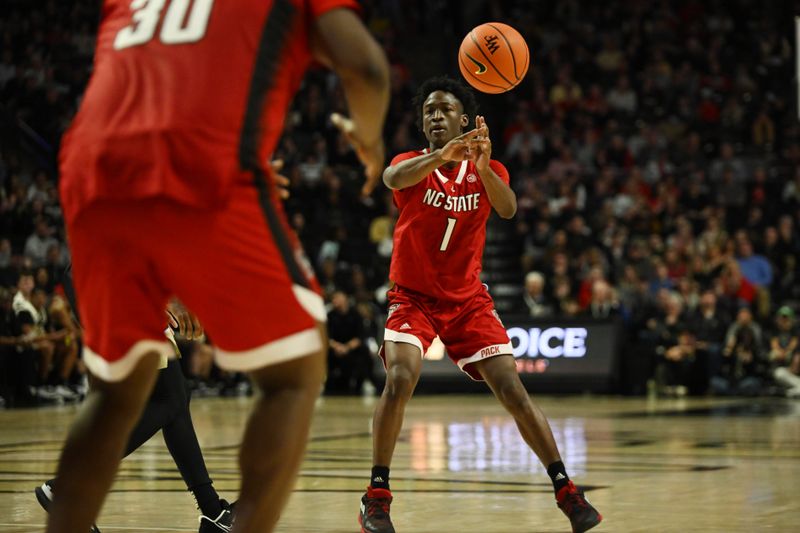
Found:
[358,512,395,533]
[575,512,603,533]
[358,512,367,533]
[34,485,51,512]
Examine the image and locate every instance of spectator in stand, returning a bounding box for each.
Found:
[736,238,773,287]
[325,291,370,395]
[688,291,729,393]
[710,143,747,183]
[721,260,757,307]
[46,294,84,396]
[521,271,553,318]
[12,273,60,400]
[583,280,621,319]
[649,260,675,296]
[607,75,637,115]
[24,218,58,268]
[653,292,692,396]
[714,307,765,396]
[768,306,800,398]
[0,286,33,406]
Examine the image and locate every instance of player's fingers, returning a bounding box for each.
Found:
[361,157,382,196]
[330,112,355,138]
[270,159,284,172]
[361,173,379,197]
[166,309,179,330]
[359,141,385,197]
[479,116,490,137]
[459,126,488,140]
[190,314,203,340]
[177,312,189,336]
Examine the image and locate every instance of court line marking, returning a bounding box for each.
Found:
[0,524,195,532]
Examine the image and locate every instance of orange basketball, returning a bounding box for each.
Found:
[458,22,529,94]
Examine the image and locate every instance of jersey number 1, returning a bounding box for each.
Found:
[114,0,215,50]
[439,218,457,252]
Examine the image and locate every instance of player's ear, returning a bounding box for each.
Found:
[460,114,469,128]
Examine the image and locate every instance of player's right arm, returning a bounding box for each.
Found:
[383,127,487,190]
[311,7,390,195]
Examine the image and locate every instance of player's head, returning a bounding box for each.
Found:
[413,76,478,148]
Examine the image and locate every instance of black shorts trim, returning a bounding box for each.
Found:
[237,0,308,288]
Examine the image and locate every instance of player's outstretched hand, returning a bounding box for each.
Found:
[330,112,385,197]
[166,299,204,340]
[270,159,290,200]
[468,116,492,171]
[440,126,488,163]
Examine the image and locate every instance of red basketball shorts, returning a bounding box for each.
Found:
[67,183,324,382]
[380,285,512,381]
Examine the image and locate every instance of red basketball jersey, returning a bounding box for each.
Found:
[59,0,358,222]
[389,150,510,302]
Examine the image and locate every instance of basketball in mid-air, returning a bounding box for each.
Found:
[458,23,529,94]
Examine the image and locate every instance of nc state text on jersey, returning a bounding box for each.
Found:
[422,189,481,212]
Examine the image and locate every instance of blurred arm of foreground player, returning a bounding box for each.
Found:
[311,7,390,196]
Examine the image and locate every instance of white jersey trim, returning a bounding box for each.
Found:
[293,285,327,322]
[83,340,174,382]
[434,160,468,185]
[383,328,424,357]
[215,327,322,372]
[456,342,514,380]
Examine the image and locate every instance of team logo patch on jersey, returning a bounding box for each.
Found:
[467,173,477,183]
[388,303,400,318]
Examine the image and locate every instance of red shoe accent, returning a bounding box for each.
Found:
[367,486,393,499]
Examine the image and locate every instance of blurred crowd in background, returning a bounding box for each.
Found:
[1,0,799,406]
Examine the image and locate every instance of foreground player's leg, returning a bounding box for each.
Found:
[474,355,602,533]
[232,326,326,533]
[36,373,171,533]
[360,341,423,533]
[46,352,161,533]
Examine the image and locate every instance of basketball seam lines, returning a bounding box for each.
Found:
[469,30,514,88]
[486,23,519,81]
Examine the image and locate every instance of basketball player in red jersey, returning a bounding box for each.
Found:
[48,1,389,532]
[358,77,602,533]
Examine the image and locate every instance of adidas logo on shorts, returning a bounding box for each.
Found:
[400,323,411,330]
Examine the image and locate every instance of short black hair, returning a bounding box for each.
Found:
[413,76,478,131]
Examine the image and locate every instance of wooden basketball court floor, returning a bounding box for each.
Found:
[1,395,799,532]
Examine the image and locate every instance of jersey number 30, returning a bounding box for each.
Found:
[114,0,215,50]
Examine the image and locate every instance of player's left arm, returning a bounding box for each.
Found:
[470,115,517,219]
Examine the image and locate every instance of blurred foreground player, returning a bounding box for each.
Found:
[357,77,602,533]
[49,1,389,532]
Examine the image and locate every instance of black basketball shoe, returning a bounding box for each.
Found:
[199,499,235,532]
[358,486,395,533]
[556,480,603,533]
